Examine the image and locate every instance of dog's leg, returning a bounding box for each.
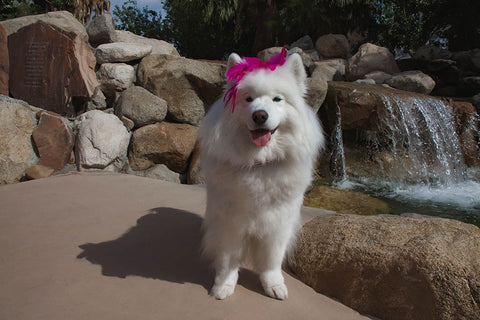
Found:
[210,254,240,300]
[203,219,242,300]
[251,233,292,300]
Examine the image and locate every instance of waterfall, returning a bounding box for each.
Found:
[377,95,468,186]
[326,83,480,213]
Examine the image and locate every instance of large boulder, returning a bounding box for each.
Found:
[0,97,38,184]
[305,78,328,113]
[32,111,74,170]
[315,34,350,59]
[75,110,131,171]
[0,24,8,95]
[258,47,317,69]
[96,63,135,102]
[115,30,180,56]
[137,54,224,125]
[386,70,436,95]
[86,13,117,46]
[413,44,452,60]
[289,214,480,320]
[290,35,314,51]
[114,86,168,128]
[8,21,98,115]
[0,11,88,41]
[129,122,197,173]
[309,58,347,82]
[94,42,152,64]
[346,43,399,81]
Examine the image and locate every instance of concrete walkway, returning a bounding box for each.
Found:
[0,172,370,320]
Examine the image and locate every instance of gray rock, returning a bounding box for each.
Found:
[354,78,376,84]
[0,100,37,183]
[86,13,117,46]
[309,58,347,82]
[290,35,314,51]
[414,44,452,60]
[96,63,135,102]
[137,54,224,125]
[95,42,152,64]
[86,86,107,111]
[315,34,350,59]
[115,30,180,56]
[290,214,480,320]
[75,110,131,171]
[346,43,399,81]
[115,86,168,128]
[257,47,284,61]
[258,47,315,68]
[306,78,328,113]
[364,70,392,84]
[386,70,436,94]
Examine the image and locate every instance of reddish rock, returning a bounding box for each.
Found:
[129,122,198,173]
[0,24,8,95]
[449,101,479,166]
[8,22,98,115]
[32,111,74,170]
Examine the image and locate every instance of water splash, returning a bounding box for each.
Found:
[332,92,480,213]
[377,95,468,186]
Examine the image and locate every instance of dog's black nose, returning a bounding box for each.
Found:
[252,110,268,125]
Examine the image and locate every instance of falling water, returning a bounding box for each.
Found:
[330,100,348,183]
[378,95,468,186]
[331,93,480,220]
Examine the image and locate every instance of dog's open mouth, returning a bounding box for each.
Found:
[250,127,278,147]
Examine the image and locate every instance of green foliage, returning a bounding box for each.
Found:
[0,0,43,20]
[112,0,165,39]
[0,0,74,21]
[161,0,248,59]
[3,0,476,58]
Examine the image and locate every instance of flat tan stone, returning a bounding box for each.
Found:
[0,172,369,320]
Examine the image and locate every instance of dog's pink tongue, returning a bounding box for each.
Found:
[251,129,271,146]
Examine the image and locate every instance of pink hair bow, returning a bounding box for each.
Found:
[224,47,288,112]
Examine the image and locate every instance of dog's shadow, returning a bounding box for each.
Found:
[77,207,263,294]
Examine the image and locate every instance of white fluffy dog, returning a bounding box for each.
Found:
[199,49,324,300]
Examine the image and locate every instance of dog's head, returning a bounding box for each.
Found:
[200,49,321,169]
[225,51,307,149]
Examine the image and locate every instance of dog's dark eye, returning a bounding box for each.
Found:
[246,97,253,102]
[273,96,282,102]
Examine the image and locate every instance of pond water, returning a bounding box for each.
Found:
[335,177,480,226]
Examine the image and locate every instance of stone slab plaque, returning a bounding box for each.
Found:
[8,22,98,115]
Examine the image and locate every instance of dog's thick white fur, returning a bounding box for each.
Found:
[199,52,324,300]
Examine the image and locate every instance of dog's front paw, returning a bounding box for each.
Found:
[264,283,288,300]
[210,283,235,300]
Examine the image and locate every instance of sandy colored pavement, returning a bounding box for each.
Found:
[0,172,370,320]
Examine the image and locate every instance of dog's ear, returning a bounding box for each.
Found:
[284,53,307,83]
[226,53,242,75]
